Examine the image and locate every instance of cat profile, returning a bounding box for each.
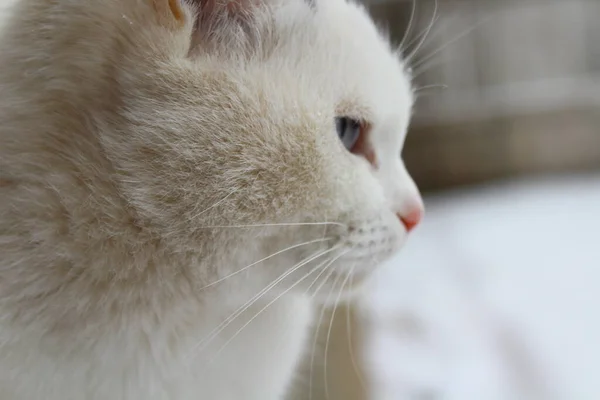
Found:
[0,0,423,398]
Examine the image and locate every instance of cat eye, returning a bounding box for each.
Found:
[335,117,362,151]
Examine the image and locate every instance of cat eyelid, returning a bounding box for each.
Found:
[356,121,378,168]
[343,119,377,169]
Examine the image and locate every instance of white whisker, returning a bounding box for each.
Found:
[309,250,349,299]
[305,258,335,295]
[346,266,366,392]
[189,171,262,221]
[308,250,349,400]
[309,275,336,400]
[324,266,354,400]
[411,17,490,76]
[210,254,334,362]
[191,189,237,220]
[403,15,440,60]
[414,84,449,93]
[196,221,347,229]
[198,236,334,290]
[320,212,329,242]
[411,59,444,81]
[398,0,417,53]
[190,247,338,358]
[405,0,439,64]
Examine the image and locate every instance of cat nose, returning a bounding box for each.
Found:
[397,205,423,232]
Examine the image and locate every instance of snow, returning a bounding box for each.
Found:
[362,174,600,400]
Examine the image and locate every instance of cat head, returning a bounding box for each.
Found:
[5,0,423,299]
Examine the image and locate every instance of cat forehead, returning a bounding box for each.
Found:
[279,0,413,134]
[183,0,412,135]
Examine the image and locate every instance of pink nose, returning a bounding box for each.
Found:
[397,207,423,232]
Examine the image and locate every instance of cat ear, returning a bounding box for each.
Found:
[187,0,260,15]
[151,0,267,54]
[152,0,191,29]
[187,0,267,52]
[151,0,259,29]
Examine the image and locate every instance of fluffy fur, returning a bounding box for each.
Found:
[0,0,422,398]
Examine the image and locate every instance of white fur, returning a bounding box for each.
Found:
[0,0,421,398]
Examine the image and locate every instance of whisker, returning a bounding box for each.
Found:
[403,14,441,60]
[210,254,335,362]
[189,247,338,357]
[320,212,329,243]
[346,266,367,393]
[309,304,324,400]
[324,266,354,400]
[405,0,439,64]
[411,59,444,82]
[305,260,334,295]
[309,250,349,299]
[411,16,490,75]
[195,221,347,229]
[309,271,338,400]
[398,0,417,53]
[198,236,334,290]
[305,249,349,296]
[189,171,263,220]
[414,84,449,93]
[190,189,237,220]
[308,250,350,400]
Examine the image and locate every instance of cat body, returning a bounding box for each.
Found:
[0,0,422,398]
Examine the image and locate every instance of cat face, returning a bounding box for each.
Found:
[41,0,423,299]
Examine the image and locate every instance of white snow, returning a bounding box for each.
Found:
[362,174,600,400]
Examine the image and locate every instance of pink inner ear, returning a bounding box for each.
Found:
[169,0,185,21]
[187,0,261,50]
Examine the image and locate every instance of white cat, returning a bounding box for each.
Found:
[0,0,423,399]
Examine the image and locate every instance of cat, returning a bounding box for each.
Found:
[0,0,423,399]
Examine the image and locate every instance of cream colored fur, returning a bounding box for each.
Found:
[0,0,421,399]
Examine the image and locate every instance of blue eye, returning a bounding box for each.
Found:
[335,117,361,151]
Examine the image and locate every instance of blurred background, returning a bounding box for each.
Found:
[314,1,600,399]
[1,0,597,399]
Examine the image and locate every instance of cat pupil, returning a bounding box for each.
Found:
[335,117,360,151]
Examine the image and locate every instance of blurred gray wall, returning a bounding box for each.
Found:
[367,0,600,191]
